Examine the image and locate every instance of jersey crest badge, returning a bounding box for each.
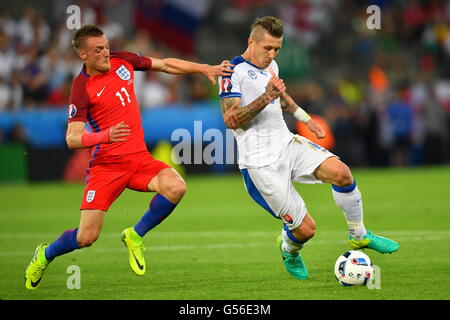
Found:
[86,190,96,203]
[68,104,77,119]
[248,70,257,79]
[116,65,131,81]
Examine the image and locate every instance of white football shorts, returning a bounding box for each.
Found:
[241,134,336,230]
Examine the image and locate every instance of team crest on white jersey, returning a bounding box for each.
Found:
[248,70,257,79]
[116,65,131,81]
[86,190,96,203]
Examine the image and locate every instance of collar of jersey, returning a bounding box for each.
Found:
[240,56,264,70]
[80,64,112,79]
[80,65,90,78]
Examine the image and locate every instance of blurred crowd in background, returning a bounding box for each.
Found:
[1,0,450,167]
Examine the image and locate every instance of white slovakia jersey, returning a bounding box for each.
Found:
[219,56,293,169]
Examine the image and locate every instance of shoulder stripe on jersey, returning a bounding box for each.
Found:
[222,56,246,79]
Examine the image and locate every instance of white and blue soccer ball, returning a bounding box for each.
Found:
[334,250,373,286]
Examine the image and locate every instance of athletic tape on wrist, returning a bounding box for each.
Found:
[293,107,311,123]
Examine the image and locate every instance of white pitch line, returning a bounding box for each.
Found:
[1,234,450,257]
[0,230,449,240]
[0,242,268,256]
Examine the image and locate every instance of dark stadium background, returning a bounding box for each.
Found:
[1,0,449,182]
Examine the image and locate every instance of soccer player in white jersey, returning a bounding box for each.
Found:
[218,16,399,280]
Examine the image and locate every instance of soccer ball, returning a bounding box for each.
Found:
[334,250,373,286]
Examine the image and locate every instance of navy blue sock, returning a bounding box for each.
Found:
[133,194,177,237]
[45,228,79,261]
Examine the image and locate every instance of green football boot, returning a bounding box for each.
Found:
[25,244,50,290]
[349,230,399,254]
[277,236,308,280]
[121,227,146,275]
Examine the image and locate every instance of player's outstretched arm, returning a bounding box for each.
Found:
[220,73,286,129]
[150,58,233,85]
[66,121,130,149]
[280,93,326,139]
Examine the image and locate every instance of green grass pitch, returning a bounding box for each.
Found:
[1,166,449,300]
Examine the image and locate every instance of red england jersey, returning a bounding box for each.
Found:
[68,51,152,162]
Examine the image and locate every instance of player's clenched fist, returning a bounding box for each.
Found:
[108,121,131,142]
[265,68,286,101]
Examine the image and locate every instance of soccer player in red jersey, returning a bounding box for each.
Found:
[25,25,233,289]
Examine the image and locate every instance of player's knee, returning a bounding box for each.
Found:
[77,231,99,248]
[303,224,316,241]
[164,180,186,203]
[292,224,316,243]
[332,164,353,187]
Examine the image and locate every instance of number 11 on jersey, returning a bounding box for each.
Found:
[116,87,131,106]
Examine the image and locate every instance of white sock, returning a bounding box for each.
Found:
[281,229,303,255]
[332,184,367,240]
[346,220,367,241]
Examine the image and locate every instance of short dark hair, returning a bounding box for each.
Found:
[250,16,283,39]
[72,25,104,51]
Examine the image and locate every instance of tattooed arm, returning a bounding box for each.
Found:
[280,92,300,115]
[280,92,326,139]
[220,95,270,129]
[220,70,286,129]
